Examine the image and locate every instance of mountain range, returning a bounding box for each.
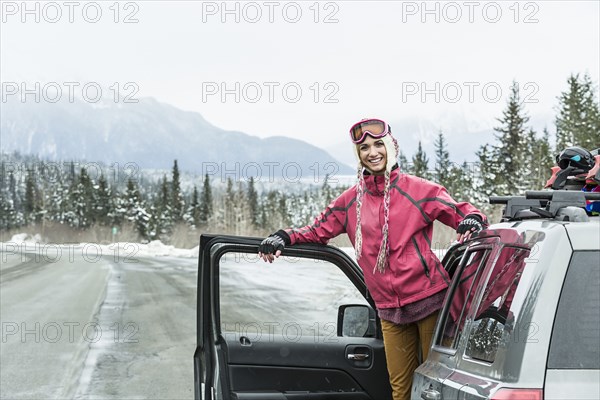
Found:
[1,96,555,180]
[0,97,355,180]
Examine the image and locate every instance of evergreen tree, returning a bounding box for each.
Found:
[146,196,159,240]
[412,141,431,179]
[171,160,185,223]
[259,202,267,231]
[445,162,462,200]
[496,81,529,194]
[67,161,77,185]
[263,190,279,232]
[475,144,499,207]
[199,173,213,225]
[247,176,258,227]
[134,205,151,241]
[123,178,150,240]
[224,177,235,231]
[9,168,20,218]
[278,191,290,227]
[186,185,201,228]
[522,128,554,189]
[46,175,68,225]
[479,81,533,196]
[66,168,94,228]
[537,128,555,187]
[156,175,173,239]
[24,168,35,224]
[321,174,334,205]
[434,131,451,186]
[456,161,477,203]
[94,174,112,226]
[555,73,600,151]
[23,168,42,225]
[110,188,127,227]
[124,178,140,221]
[0,168,19,230]
[0,186,16,230]
[235,181,248,235]
[398,150,410,173]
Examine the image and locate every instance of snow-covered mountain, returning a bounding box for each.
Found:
[0,97,354,178]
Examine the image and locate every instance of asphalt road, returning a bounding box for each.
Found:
[1,244,198,400]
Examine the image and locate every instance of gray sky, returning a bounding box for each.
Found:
[2,0,599,150]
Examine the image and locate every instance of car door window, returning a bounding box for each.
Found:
[547,250,600,369]
[464,246,531,363]
[219,252,369,341]
[435,247,491,349]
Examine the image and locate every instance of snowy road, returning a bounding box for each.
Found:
[1,242,198,400]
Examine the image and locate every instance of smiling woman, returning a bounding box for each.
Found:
[352,119,391,177]
[258,117,488,400]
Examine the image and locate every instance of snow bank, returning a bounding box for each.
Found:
[1,235,448,261]
[123,240,199,259]
[8,233,43,244]
[0,233,199,259]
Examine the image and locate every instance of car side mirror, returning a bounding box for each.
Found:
[337,304,377,337]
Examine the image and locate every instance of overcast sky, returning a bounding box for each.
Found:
[2,0,599,151]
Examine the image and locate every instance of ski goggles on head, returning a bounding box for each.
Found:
[349,118,390,144]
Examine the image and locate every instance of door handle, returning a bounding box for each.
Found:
[347,353,370,361]
[421,387,441,400]
[239,336,252,346]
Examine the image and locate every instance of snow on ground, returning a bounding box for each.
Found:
[1,234,199,259]
[2,233,449,263]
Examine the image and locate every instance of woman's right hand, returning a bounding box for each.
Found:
[258,232,287,263]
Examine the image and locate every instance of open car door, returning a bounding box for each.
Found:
[194,235,392,400]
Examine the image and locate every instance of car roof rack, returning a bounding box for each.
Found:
[489,190,600,222]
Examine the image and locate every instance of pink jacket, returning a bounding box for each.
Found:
[285,168,484,310]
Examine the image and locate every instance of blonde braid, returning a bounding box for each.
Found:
[374,169,391,273]
[354,164,365,260]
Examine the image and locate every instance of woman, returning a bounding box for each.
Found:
[258,118,487,400]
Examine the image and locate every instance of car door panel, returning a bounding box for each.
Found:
[225,338,387,394]
[196,235,392,400]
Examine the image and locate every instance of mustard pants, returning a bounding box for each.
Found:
[380,311,439,400]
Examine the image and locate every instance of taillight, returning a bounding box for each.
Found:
[491,388,543,400]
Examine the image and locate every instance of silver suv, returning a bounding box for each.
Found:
[413,190,600,400]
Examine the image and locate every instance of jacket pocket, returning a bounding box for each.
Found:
[411,237,430,279]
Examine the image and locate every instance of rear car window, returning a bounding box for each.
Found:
[547,251,600,369]
[436,247,491,349]
[464,246,531,363]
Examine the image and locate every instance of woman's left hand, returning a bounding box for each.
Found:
[456,214,486,243]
